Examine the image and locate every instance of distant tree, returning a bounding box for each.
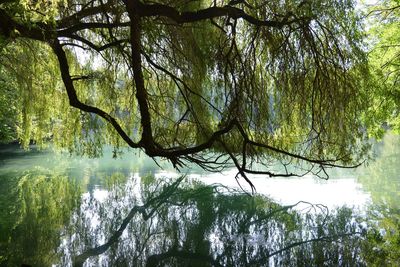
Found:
[0,0,371,188]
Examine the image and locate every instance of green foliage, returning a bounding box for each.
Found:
[0,41,61,147]
[1,0,65,24]
[0,0,374,168]
[140,0,370,162]
[0,169,81,267]
[362,208,400,266]
[0,67,17,143]
[0,40,134,155]
[363,0,400,137]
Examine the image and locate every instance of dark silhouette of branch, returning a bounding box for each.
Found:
[51,39,140,149]
[137,3,306,27]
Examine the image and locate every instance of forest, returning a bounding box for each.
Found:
[0,0,400,266]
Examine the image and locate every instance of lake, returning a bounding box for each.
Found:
[0,134,399,266]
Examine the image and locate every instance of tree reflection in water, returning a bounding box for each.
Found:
[0,166,369,267]
[0,168,81,267]
[51,174,365,267]
[357,134,400,265]
[6,137,400,266]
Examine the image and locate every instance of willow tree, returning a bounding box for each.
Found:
[0,0,370,188]
[364,0,400,137]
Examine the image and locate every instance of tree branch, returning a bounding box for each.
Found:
[51,39,140,149]
[58,0,117,27]
[138,3,306,27]
[57,22,129,35]
[126,0,156,153]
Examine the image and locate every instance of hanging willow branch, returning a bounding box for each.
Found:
[0,0,370,187]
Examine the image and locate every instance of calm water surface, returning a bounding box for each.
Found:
[0,134,399,266]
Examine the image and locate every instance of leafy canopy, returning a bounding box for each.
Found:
[363,0,400,138]
[0,0,371,187]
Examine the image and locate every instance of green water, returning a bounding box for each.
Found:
[0,134,400,266]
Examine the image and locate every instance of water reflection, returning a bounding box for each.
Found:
[357,134,400,265]
[0,144,372,210]
[53,174,365,267]
[0,168,367,266]
[358,134,400,209]
[196,170,370,209]
[2,134,400,266]
[0,169,81,266]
